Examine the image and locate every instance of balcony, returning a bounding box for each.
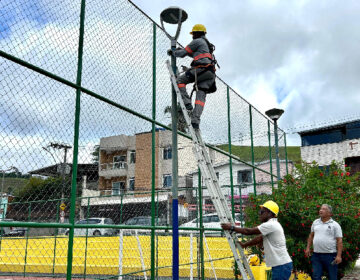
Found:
[99,162,128,177]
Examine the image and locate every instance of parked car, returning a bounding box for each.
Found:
[0,219,27,237]
[120,216,167,235]
[180,213,245,236]
[3,228,27,237]
[65,217,116,236]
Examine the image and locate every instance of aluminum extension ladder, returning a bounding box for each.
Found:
[166,60,255,280]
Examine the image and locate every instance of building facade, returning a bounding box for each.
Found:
[95,129,228,197]
[80,129,228,222]
[299,120,360,174]
[190,159,292,198]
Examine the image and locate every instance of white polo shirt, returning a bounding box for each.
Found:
[258,218,292,267]
[311,218,342,253]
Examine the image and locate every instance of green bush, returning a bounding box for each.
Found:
[245,161,360,277]
[14,176,69,201]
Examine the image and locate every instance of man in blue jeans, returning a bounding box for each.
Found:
[305,204,343,280]
[221,201,293,280]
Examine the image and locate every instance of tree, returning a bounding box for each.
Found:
[14,176,70,202]
[91,144,100,164]
[245,161,360,278]
[164,103,188,133]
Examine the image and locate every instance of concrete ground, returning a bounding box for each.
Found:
[0,259,358,280]
[342,258,360,280]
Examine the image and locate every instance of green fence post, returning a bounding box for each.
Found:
[238,185,243,222]
[284,133,289,176]
[23,202,31,276]
[83,197,90,278]
[226,86,236,220]
[66,0,86,279]
[198,169,204,280]
[52,200,61,275]
[156,190,159,280]
[150,21,157,280]
[267,120,274,192]
[119,193,124,224]
[249,105,257,196]
[0,200,2,251]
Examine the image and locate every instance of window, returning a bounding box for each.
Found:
[202,216,211,223]
[104,218,114,224]
[163,174,172,188]
[210,215,220,222]
[237,170,252,184]
[137,217,151,225]
[129,177,135,191]
[113,155,126,169]
[125,218,138,225]
[112,181,125,195]
[163,147,172,160]
[301,130,343,146]
[130,150,136,164]
[77,219,101,224]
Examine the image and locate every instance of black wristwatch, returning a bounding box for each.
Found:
[230,225,235,233]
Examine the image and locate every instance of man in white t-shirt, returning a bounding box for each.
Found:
[305,204,343,280]
[221,200,292,280]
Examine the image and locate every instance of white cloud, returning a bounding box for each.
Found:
[132,0,360,145]
[3,0,360,175]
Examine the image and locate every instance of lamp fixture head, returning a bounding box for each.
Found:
[160,7,188,24]
[265,108,284,121]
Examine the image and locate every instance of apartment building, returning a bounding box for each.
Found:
[97,128,227,196]
[80,129,229,222]
[299,120,360,174]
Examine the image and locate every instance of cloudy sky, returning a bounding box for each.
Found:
[1,0,360,173]
[132,0,360,140]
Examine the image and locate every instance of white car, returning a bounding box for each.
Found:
[65,217,116,236]
[180,213,245,236]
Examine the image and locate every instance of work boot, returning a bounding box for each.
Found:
[191,122,199,130]
[185,103,193,111]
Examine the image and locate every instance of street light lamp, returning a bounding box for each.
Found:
[160,7,188,44]
[265,108,284,181]
[160,7,187,280]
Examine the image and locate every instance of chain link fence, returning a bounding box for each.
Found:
[0,0,288,279]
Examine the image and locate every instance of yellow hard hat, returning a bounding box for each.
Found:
[248,254,260,266]
[190,24,207,34]
[260,200,279,216]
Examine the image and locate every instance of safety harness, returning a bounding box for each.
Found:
[189,37,219,97]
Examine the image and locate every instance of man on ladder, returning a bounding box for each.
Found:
[166,21,254,279]
[167,24,217,130]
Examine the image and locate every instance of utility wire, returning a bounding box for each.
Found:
[283,113,360,134]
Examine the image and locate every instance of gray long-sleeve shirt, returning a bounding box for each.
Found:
[174,36,212,66]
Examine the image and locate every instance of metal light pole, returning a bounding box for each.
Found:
[265,108,284,182]
[160,7,187,280]
[45,143,72,203]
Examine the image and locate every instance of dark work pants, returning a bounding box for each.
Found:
[176,68,215,125]
[312,253,338,280]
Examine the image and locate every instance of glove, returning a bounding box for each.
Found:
[167,49,174,56]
